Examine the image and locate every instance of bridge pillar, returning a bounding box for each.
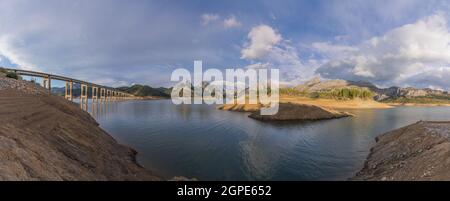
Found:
[100,88,106,102]
[92,86,98,102]
[42,76,52,93]
[106,90,111,102]
[80,84,88,111]
[65,81,73,101]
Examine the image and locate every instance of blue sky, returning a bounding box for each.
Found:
[0,0,449,90]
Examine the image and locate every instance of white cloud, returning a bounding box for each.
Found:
[201,13,220,26]
[241,25,282,60]
[241,25,315,84]
[245,62,270,70]
[315,13,450,90]
[223,15,242,28]
[311,42,357,59]
[0,35,37,70]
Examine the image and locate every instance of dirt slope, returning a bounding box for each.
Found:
[0,76,160,180]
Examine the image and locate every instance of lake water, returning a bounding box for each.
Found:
[86,100,450,181]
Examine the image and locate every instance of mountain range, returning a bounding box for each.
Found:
[294,77,449,103]
[49,78,449,103]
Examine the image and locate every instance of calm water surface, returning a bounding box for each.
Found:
[86,100,450,180]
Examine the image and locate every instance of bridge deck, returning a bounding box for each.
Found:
[3,68,130,94]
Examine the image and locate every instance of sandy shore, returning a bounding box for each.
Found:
[387,103,450,107]
[0,76,161,180]
[353,121,450,181]
[280,96,393,109]
[218,96,392,114]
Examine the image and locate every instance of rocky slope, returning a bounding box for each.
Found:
[353,121,450,181]
[0,75,161,180]
[374,87,449,101]
[295,77,377,93]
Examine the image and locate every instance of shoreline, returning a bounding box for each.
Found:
[387,103,450,107]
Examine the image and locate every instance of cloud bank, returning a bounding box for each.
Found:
[315,13,450,90]
[0,1,448,90]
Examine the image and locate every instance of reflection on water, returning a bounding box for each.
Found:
[79,100,450,181]
[75,98,119,118]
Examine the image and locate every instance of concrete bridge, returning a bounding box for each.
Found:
[3,68,134,107]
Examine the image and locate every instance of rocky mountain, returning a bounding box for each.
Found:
[374,87,448,101]
[51,86,90,98]
[295,77,378,92]
[294,77,449,102]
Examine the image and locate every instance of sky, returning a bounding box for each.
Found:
[0,0,449,90]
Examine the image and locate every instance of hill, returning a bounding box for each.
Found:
[116,84,171,98]
[286,77,376,100]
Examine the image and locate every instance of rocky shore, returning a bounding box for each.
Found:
[353,121,450,181]
[0,75,161,180]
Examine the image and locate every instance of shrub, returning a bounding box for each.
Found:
[6,71,19,80]
[309,92,320,99]
[329,88,374,100]
[280,88,307,96]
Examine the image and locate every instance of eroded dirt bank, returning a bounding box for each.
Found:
[353,121,450,181]
[249,102,352,121]
[0,76,161,180]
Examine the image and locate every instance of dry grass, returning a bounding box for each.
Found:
[280,95,393,109]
